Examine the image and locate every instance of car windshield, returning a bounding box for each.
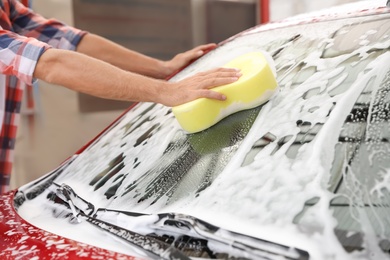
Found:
[15,9,390,259]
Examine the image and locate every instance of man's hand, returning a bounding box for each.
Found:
[157,67,241,107]
[77,34,218,80]
[162,43,217,78]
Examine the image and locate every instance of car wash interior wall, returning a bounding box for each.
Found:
[12,0,360,190]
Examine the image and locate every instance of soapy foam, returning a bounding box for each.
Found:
[13,4,390,259]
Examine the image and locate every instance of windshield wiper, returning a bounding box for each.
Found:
[53,183,189,260]
[49,183,309,260]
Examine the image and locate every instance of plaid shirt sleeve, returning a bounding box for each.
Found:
[0,0,87,194]
[9,0,87,50]
[0,30,50,84]
[0,30,51,194]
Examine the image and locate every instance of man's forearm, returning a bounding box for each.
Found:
[34,48,164,102]
[33,48,241,107]
[75,33,170,79]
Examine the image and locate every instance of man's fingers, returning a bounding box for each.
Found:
[192,43,217,53]
[165,67,241,106]
[196,89,227,101]
[204,76,240,89]
[195,67,242,89]
[184,44,218,61]
[197,67,241,77]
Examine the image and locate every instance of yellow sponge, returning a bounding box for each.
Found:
[172,52,278,133]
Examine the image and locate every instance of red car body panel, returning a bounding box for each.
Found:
[0,191,142,259]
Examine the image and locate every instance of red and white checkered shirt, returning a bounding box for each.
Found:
[0,0,86,194]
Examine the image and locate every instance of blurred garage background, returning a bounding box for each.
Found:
[12,0,361,189]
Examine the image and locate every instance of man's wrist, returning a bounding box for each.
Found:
[157,60,173,79]
[152,80,171,105]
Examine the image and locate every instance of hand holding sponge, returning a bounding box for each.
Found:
[172,52,278,134]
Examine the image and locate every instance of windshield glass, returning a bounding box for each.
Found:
[16,11,390,259]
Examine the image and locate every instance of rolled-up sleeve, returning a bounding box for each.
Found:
[0,29,50,85]
[9,0,87,50]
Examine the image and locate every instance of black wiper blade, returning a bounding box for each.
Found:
[157,214,309,260]
[96,209,309,260]
[51,183,309,260]
[83,213,190,260]
[51,183,190,260]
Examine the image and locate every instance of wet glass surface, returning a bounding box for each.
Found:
[15,12,390,259]
[287,18,390,254]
